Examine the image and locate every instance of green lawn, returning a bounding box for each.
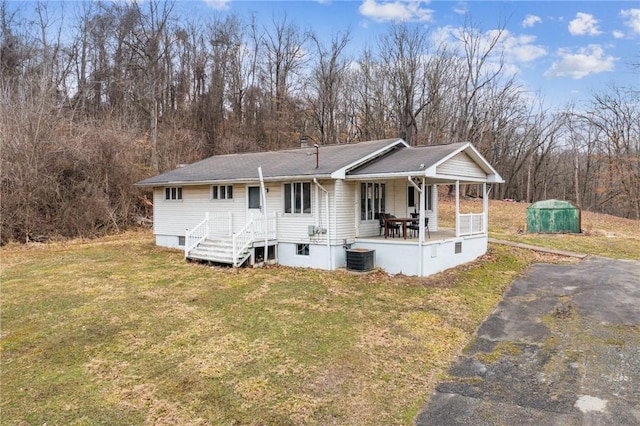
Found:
[1,231,557,425]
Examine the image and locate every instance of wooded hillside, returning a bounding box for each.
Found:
[1,1,638,243]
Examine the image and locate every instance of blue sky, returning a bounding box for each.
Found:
[197,0,640,109]
[8,0,639,109]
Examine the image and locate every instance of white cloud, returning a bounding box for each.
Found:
[453,2,468,15]
[544,45,616,79]
[620,9,640,33]
[510,43,547,63]
[568,12,602,36]
[613,30,625,39]
[359,0,434,23]
[431,26,547,63]
[522,14,542,28]
[500,32,547,62]
[205,0,231,11]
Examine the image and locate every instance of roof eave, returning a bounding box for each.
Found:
[331,138,408,179]
[345,170,425,180]
[134,173,334,188]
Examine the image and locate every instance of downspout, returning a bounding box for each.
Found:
[313,178,331,270]
[408,176,424,276]
[455,180,460,237]
[258,167,268,262]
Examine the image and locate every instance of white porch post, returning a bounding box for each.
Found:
[483,182,488,234]
[407,176,425,276]
[455,180,460,237]
[419,178,426,276]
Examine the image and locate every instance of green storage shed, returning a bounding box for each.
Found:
[527,199,581,233]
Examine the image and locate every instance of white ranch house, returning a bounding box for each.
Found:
[136,138,503,277]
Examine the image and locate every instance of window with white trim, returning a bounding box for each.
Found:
[164,187,182,200]
[212,185,233,200]
[360,182,385,220]
[407,184,433,211]
[284,182,311,214]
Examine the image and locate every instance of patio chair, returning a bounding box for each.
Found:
[379,213,400,237]
[408,214,430,239]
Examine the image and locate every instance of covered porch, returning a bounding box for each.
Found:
[350,177,491,276]
[353,177,490,241]
[344,142,502,276]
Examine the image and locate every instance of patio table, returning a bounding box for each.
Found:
[384,217,415,239]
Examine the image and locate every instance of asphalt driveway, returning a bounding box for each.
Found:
[416,256,640,425]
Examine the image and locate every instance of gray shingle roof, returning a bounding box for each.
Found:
[348,142,468,175]
[135,138,403,186]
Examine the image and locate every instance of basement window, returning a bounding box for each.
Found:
[178,236,185,246]
[296,243,310,256]
[164,187,182,200]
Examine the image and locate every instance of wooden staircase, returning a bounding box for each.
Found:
[186,236,252,266]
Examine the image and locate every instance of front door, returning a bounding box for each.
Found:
[247,186,262,220]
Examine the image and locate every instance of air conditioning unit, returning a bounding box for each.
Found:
[346,249,375,272]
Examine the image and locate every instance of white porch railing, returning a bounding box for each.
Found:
[232,219,255,267]
[207,212,233,237]
[458,213,485,236]
[186,212,277,265]
[185,213,210,258]
[253,213,278,240]
[232,213,277,266]
[184,213,278,267]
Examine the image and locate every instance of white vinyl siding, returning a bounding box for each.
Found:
[277,184,318,243]
[153,185,243,237]
[334,180,358,242]
[436,152,486,179]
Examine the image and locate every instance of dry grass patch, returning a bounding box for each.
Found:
[2,230,567,425]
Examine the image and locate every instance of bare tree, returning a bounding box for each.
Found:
[420,43,458,144]
[580,86,640,218]
[349,47,390,141]
[378,24,430,145]
[306,29,351,144]
[453,20,507,143]
[121,0,175,172]
[261,14,308,147]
